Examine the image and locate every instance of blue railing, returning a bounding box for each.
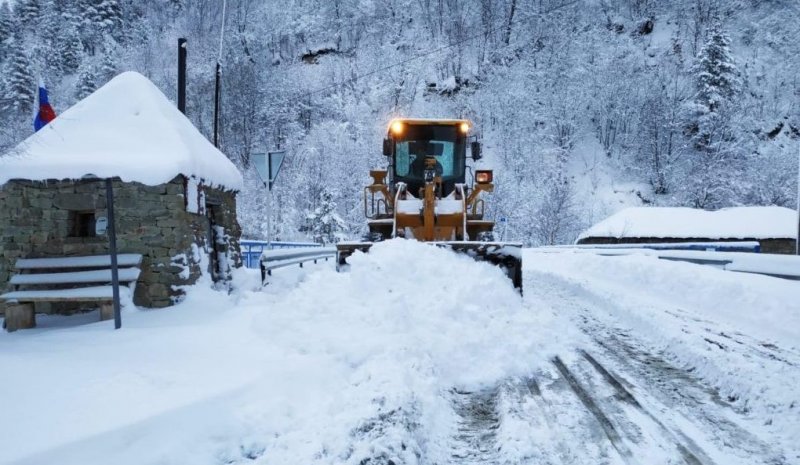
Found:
[240,240,322,268]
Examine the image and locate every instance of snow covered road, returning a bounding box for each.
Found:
[0,241,797,464]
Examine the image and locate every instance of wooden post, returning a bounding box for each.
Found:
[105,178,122,329]
[4,303,35,331]
[99,303,114,321]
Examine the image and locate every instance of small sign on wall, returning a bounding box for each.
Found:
[95,216,108,235]
[186,176,206,215]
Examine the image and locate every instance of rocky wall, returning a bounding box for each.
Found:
[0,175,241,313]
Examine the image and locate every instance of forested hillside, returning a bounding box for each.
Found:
[1,0,798,245]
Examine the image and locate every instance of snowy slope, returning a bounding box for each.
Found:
[0,241,797,464]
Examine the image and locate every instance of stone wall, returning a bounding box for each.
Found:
[760,239,796,255]
[0,175,241,313]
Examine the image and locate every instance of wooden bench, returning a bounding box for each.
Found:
[1,254,143,331]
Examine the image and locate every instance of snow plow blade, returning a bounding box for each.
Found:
[336,241,523,293]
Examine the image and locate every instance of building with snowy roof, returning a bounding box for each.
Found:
[0,72,244,314]
[577,207,798,254]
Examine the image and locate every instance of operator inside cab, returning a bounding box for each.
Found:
[387,119,469,196]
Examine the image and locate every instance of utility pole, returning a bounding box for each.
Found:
[214,0,227,148]
[796,143,799,255]
[177,38,187,115]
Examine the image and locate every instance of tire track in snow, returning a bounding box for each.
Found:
[587,327,788,465]
[522,269,788,465]
[578,349,711,465]
[448,387,501,464]
[551,356,636,464]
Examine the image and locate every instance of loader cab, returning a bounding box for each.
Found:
[385,120,468,196]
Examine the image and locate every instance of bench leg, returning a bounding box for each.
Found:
[4,303,35,332]
[99,303,114,321]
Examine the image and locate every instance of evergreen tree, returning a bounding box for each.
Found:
[2,39,35,114]
[95,0,122,32]
[51,2,85,73]
[58,23,83,73]
[688,23,741,151]
[693,24,740,113]
[97,36,119,82]
[81,0,121,36]
[38,1,65,74]
[306,191,347,244]
[14,0,41,29]
[74,63,97,99]
[0,1,14,46]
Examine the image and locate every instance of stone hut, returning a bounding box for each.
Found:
[577,206,798,254]
[0,72,243,311]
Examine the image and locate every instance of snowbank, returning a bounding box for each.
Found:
[0,72,243,191]
[0,240,571,465]
[578,206,797,240]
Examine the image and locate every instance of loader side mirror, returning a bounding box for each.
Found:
[471,141,482,160]
[383,138,392,157]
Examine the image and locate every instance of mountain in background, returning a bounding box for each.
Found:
[1,0,798,245]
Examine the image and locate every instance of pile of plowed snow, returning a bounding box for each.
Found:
[1,239,573,465]
[253,239,552,385]
[236,239,571,464]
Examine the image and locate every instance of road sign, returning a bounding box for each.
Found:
[253,153,268,186]
[268,151,285,190]
[253,151,286,190]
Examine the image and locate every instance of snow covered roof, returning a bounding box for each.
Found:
[579,206,798,241]
[0,72,243,191]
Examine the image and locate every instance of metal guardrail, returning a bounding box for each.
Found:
[260,247,337,282]
[551,241,761,253]
[241,240,321,268]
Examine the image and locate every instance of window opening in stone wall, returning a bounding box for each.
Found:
[69,211,96,237]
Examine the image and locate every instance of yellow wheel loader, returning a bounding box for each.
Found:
[336,118,522,291]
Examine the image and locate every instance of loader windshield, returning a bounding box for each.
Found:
[393,124,465,183]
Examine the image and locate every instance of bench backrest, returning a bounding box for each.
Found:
[15,254,143,270]
[10,268,141,286]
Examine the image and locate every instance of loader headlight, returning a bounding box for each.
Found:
[390,120,404,135]
[476,170,493,184]
[459,122,470,134]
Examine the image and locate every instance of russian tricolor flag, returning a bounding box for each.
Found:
[34,81,56,132]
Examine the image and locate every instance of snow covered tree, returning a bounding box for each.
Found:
[681,23,743,209]
[58,24,83,74]
[75,63,98,99]
[0,1,15,47]
[96,0,122,32]
[1,39,35,115]
[529,177,582,246]
[80,0,121,37]
[97,36,120,82]
[305,190,348,244]
[14,0,40,29]
[635,61,689,196]
[688,23,741,151]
